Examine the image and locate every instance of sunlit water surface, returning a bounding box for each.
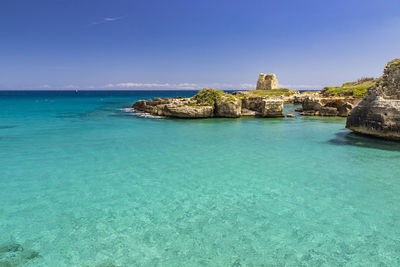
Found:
[1,91,400,266]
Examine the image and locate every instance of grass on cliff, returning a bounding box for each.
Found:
[184,102,211,107]
[244,89,298,97]
[387,59,400,70]
[322,78,376,97]
[192,89,237,105]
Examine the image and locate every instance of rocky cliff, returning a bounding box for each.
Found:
[346,59,400,140]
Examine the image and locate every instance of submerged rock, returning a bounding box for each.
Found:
[0,243,40,266]
[346,59,400,140]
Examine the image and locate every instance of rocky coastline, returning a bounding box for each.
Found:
[132,88,362,119]
[132,89,286,118]
[132,59,400,140]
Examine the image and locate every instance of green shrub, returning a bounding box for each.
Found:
[244,89,298,97]
[192,89,237,105]
[323,78,376,98]
[387,59,400,70]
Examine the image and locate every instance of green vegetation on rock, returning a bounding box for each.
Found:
[184,102,211,107]
[322,78,376,98]
[244,89,299,97]
[387,58,400,70]
[192,89,237,105]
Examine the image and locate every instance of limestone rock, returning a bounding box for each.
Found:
[301,96,360,117]
[319,106,338,116]
[256,73,278,90]
[215,101,241,118]
[302,97,322,111]
[241,97,264,113]
[346,59,400,140]
[261,99,284,117]
[162,104,214,118]
[240,108,257,117]
[292,92,320,104]
[338,102,353,117]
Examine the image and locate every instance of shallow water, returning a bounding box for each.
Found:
[1,91,400,266]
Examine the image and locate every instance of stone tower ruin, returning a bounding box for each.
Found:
[256,73,278,90]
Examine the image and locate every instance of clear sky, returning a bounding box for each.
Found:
[1,0,400,90]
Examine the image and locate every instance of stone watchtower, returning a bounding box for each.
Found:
[256,73,278,90]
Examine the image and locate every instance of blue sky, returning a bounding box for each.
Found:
[1,0,400,90]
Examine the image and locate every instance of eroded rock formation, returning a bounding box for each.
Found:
[132,89,284,118]
[300,96,360,117]
[346,59,400,140]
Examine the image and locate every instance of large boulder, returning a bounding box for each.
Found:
[319,106,338,116]
[261,99,284,117]
[346,59,400,140]
[241,97,264,113]
[301,96,360,117]
[338,102,353,117]
[162,104,214,118]
[302,97,322,111]
[215,101,241,118]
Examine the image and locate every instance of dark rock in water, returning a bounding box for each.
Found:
[301,96,360,117]
[0,125,17,129]
[302,97,322,112]
[0,243,40,266]
[338,102,353,117]
[346,59,400,140]
[320,106,338,116]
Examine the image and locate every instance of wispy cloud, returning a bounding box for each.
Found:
[90,16,124,26]
[103,82,201,90]
[240,83,256,90]
[29,81,323,90]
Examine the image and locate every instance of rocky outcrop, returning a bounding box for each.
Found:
[215,101,241,118]
[256,73,278,90]
[301,96,360,117]
[241,97,264,113]
[162,104,214,118]
[132,89,284,119]
[261,99,284,117]
[240,97,283,117]
[291,92,320,104]
[346,59,400,140]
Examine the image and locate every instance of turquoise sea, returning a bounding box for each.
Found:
[1,90,400,266]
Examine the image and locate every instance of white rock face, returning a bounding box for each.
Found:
[256,73,279,90]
